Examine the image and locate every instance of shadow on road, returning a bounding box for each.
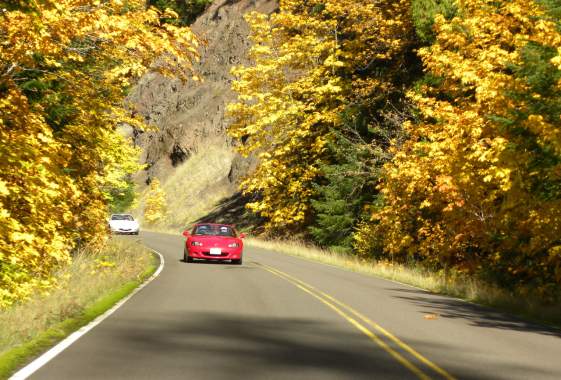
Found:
[93,311,559,380]
[386,287,561,338]
[109,312,419,379]
[178,258,257,268]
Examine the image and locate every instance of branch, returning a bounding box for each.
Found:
[2,62,18,78]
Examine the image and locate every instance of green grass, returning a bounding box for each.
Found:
[0,238,158,379]
[247,238,561,329]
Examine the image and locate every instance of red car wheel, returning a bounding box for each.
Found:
[232,258,242,265]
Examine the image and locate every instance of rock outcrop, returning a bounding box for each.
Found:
[129,0,278,186]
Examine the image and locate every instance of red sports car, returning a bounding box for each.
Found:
[182,223,246,265]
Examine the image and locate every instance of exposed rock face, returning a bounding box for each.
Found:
[129,0,278,186]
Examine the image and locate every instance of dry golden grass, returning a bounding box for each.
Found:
[246,238,561,327]
[0,238,154,355]
[135,144,236,230]
[246,238,445,289]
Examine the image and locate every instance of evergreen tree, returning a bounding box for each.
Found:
[309,131,372,252]
[411,0,458,44]
[309,96,412,251]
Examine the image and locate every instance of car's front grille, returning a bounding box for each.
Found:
[202,251,229,257]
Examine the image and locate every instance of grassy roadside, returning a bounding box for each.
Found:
[133,144,236,230]
[0,238,158,379]
[247,238,561,329]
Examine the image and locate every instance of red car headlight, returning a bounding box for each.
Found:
[191,241,203,246]
[228,242,240,248]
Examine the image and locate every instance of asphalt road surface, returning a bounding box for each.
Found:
[29,231,561,380]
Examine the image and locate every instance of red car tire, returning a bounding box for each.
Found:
[183,249,194,263]
[232,258,242,265]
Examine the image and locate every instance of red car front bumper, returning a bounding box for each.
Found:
[187,247,243,260]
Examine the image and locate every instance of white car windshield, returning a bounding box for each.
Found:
[111,215,134,221]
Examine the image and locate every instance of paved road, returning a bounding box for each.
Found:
[29,231,561,380]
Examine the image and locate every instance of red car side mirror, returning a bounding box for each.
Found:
[239,233,246,239]
[182,230,190,238]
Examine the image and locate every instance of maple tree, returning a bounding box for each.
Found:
[0,0,198,307]
[356,0,561,295]
[231,0,561,296]
[228,0,413,232]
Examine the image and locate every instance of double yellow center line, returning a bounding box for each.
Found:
[256,262,456,380]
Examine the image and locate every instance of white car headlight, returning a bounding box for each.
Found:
[228,242,240,248]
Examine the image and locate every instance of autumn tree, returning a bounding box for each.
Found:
[228,0,414,232]
[144,179,167,225]
[356,0,561,296]
[0,0,198,307]
[149,0,212,25]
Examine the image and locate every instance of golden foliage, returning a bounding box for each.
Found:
[144,179,167,225]
[228,0,413,231]
[356,0,561,294]
[0,0,198,307]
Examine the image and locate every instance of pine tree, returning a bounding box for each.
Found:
[310,132,372,252]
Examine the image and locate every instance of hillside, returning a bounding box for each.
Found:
[128,0,277,229]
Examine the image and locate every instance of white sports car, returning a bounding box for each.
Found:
[109,214,140,235]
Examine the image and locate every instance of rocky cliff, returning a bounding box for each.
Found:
[128,0,277,227]
[130,0,277,184]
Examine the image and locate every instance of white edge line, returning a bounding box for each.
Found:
[9,249,165,380]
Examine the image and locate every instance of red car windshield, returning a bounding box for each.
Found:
[192,224,236,237]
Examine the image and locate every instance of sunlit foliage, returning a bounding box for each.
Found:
[228,0,413,232]
[0,0,198,307]
[356,0,561,296]
[144,179,167,225]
